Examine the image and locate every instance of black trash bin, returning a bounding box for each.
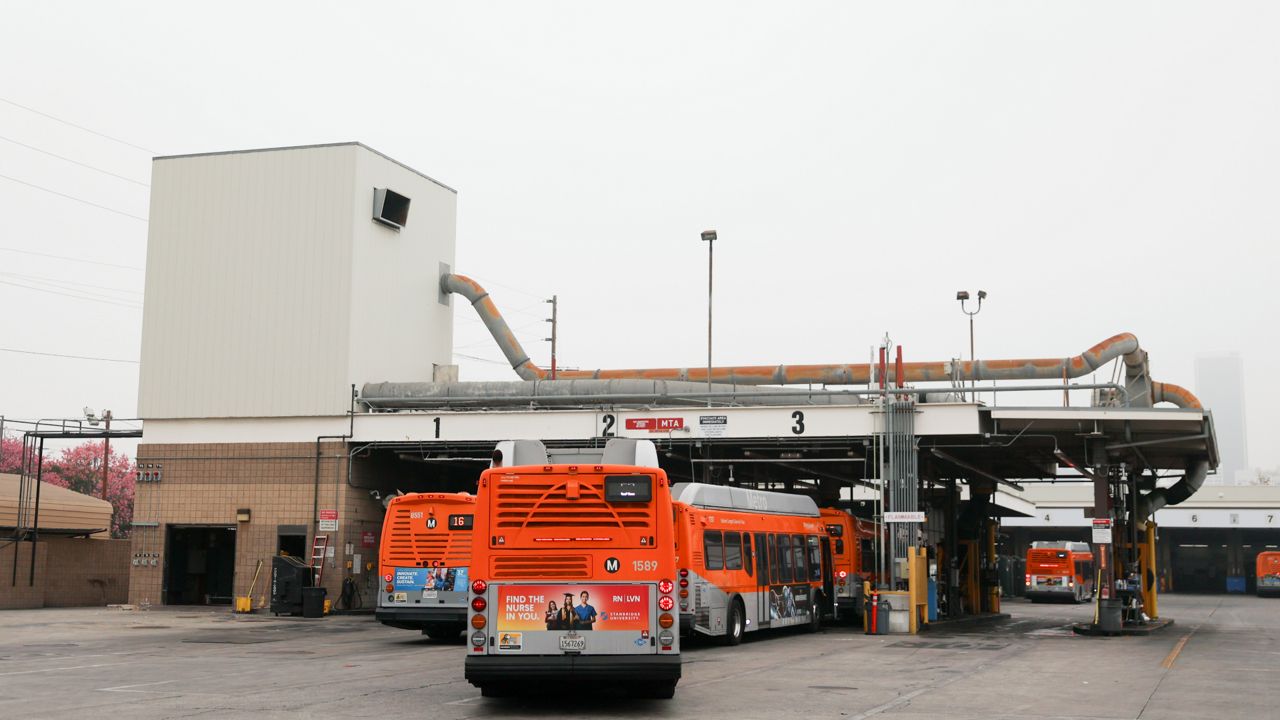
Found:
[302,587,327,618]
[1097,599,1122,634]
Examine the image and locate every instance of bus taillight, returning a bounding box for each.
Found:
[679,578,689,588]
[659,579,674,594]
[679,568,689,578]
[659,596,674,611]
[471,597,487,612]
[659,613,674,628]
[471,579,487,594]
[471,614,486,629]
[1025,574,1031,585]
[385,583,394,592]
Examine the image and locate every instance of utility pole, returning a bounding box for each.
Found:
[101,410,112,502]
[544,295,558,380]
[701,230,717,405]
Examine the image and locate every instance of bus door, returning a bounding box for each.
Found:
[754,532,770,628]
[821,536,836,618]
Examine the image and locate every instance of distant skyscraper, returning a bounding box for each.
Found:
[1195,354,1248,485]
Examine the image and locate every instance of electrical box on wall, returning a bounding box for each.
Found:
[372,187,411,230]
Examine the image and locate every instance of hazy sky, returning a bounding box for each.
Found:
[1,2,1277,466]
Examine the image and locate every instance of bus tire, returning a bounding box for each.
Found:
[635,680,677,699]
[722,599,745,646]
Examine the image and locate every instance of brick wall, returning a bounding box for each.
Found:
[0,538,128,609]
[130,442,386,606]
[0,541,48,609]
[43,538,131,607]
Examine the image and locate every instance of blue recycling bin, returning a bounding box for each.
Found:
[1226,576,1246,594]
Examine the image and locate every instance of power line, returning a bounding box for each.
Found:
[0,246,143,271]
[0,271,141,297]
[0,134,149,187]
[452,352,511,366]
[0,172,148,222]
[0,278,142,308]
[0,96,156,154]
[0,347,139,364]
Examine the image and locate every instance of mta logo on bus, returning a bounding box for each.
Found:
[604,557,620,573]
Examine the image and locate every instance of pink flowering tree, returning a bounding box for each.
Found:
[1,436,136,538]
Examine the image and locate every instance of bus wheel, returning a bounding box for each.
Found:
[722,600,744,646]
[635,680,677,699]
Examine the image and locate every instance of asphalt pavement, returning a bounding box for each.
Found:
[0,594,1276,719]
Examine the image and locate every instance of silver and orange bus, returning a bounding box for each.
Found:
[1025,541,1094,603]
[1257,551,1280,597]
[821,507,879,619]
[375,492,476,639]
[464,440,681,698]
[674,484,831,643]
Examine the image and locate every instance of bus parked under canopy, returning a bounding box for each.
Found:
[674,483,832,644]
[376,492,475,639]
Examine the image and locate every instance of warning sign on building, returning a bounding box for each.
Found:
[625,417,685,432]
[319,509,338,532]
[1091,518,1112,544]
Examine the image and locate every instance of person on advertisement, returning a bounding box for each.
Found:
[544,600,561,630]
[560,593,578,630]
[574,590,598,630]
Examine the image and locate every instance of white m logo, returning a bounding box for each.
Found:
[604,557,620,573]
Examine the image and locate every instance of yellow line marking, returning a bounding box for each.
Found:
[1161,633,1191,669]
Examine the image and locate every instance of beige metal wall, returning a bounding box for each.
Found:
[138,143,456,419]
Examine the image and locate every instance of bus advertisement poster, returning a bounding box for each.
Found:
[767,583,811,620]
[495,585,650,632]
[393,566,469,592]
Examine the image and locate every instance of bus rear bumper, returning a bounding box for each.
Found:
[375,606,465,630]
[465,654,681,687]
[1024,588,1076,602]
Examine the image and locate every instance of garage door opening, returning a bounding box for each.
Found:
[165,525,236,605]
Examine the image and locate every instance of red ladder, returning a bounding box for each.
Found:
[310,534,329,585]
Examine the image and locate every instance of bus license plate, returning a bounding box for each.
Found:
[559,635,586,652]
[423,590,438,599]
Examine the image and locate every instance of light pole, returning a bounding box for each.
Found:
[84,407,113,502]
[956,290,986,402]
[701,230,717,405]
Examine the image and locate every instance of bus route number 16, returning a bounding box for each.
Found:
[632,560,659,573]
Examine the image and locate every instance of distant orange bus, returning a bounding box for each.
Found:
[1025,541,1094,603]
[821,508,879,618]
[465,461,681,698]
[376,492,476,639]
[675,484,831,643]
[1257,551,1280,597]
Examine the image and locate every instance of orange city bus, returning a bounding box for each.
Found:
[1025,541,1095,603]
[464,460,681,698]
[674,483,831,644]
[821,507,879,619]
[375,492,476,639]
[1258,551,1280,597]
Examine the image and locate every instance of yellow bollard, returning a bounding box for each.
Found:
[1140,521,1159,619]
